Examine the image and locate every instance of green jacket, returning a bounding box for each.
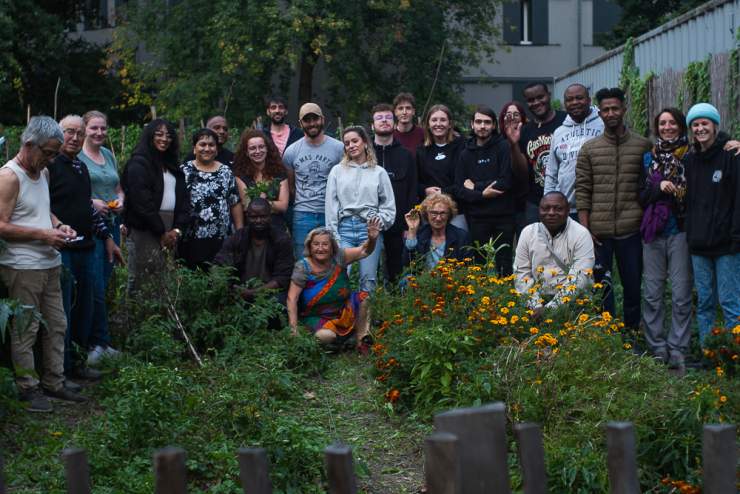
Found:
[575,128,651,238]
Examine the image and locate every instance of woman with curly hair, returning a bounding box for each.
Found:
[232,129,290,228]
[402,193,471,269]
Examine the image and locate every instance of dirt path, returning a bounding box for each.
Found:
[301,353,428,493]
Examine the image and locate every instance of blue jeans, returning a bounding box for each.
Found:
[594,233,642,328]
[61,248,96,371]
[292,210,326,259]
[691,253,740,346]
[337,216,384,293]
[89,216,121,348]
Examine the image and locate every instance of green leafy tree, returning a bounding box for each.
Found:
[0,0,136,125]
[110,0,504,125]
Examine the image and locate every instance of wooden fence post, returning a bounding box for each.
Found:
[238,448,272,494]
[605,422,639,494]
[434,402,511,494]
[702,424,736,494]
[325,443,357,494]
[424,432,460,494]
[154,447,187,494]
[62,448,91,494]
[514,423,547,494]
[0,450,6,494]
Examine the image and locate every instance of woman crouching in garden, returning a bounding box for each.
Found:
[287,218,381,351]
[403,193,471,269]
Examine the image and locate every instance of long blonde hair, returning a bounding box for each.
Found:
[340,125,377,167]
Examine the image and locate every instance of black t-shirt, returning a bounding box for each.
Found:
[518,110,567,205]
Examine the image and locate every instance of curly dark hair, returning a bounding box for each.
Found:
[232,129,287,181]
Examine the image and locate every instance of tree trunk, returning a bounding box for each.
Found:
[298,48,317,104]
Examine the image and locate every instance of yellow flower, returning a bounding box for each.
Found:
[561,296,571,303]
[732,325,740,335]
[549,269,558,276]
[510,315,520,324]
[601,311,612,322]
[529,327,539,335]
[481,296,491,305]
[500,307,509,314]
[593,282,604,289]
[623,343,632,350]
[584,268,593,276]
[719,395,727,403]
[536,266,544,273]
[544,319,553,324]
[507,301,516,308]
[716,367,725,377]
[578,314,589,323]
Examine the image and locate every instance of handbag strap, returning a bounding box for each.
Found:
[538,223,569,273]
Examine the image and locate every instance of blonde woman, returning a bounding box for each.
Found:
[325,126,395,292]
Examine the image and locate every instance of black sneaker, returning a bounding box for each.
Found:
[43,386,88,403]
[67,366,103,381]
[64,380,82,392]
[19,388,53,413]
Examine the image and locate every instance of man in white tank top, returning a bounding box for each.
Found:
[0,116,86,412]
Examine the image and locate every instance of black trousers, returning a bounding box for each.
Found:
[383,230,405,284]
[467,217,514,276]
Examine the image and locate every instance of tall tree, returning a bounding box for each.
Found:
[110,0,504,125]
[0,0,135,125]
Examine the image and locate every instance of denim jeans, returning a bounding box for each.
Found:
[90,215,121,348]
[691,253,740,346]
[337,216,384,293]
[292,210,326,259]
[594,233,642,328]
[61,248,96,371]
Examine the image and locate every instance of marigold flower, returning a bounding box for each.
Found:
[510,315,519,324]
[561,296,571,303]
[500,307,509,314]
[601,311,612,322]
[623,343,632,350]
[719,395,727,403]
[529,327,539,335]
[481,296,491,305]
[578,314,589,323]
[536,266,544,273]
[387,389,400,403]
[593,282,603,289]
[715,367,725,377]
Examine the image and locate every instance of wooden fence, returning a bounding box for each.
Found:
[0,402,736,493]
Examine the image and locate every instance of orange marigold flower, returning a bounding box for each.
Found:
[387,389,400,403]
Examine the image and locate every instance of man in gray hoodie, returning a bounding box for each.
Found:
[544,84,604,216]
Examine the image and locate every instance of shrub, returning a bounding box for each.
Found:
[371,257,737,492]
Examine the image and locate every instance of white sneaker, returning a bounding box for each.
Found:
[103,346,121,358]
[87,345,106,366]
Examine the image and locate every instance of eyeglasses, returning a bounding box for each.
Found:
[504,112,522,119]
[35,144,59,159]
[62,128,85,138]
[428,210,450,218]
[373,114,394,121]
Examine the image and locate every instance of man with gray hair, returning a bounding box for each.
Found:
[0,116,86,412]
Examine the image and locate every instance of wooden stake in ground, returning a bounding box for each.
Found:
[53,77,61,121]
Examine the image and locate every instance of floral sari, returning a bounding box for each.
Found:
[298,258,367,336]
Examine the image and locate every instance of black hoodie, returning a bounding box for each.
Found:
[416,137,464,199]
[684,132,740,256]
[374,139,418,234]
[454,134,515,219]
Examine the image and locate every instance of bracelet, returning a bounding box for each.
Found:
[54,223,64,229]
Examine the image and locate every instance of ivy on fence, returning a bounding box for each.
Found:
[619,38,652,136]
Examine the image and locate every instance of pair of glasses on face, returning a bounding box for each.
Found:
[373,114,394,121]
[505,112,522,120]
[428,210,449,218]
[62,128,86,139]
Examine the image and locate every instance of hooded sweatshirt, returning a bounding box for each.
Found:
[684,132,740,256]
[454,134,514,219]
[544,107,604,212]
[374,139,418,234]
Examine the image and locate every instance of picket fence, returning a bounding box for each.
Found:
[0,402,736,493]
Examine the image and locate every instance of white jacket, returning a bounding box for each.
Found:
[514,218,595,309]
[325,161,396,235]
[544,108,604,212]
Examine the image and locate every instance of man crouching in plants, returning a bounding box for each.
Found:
[213,198,294,328]
[514,191,595,320]
[0,116,87,412]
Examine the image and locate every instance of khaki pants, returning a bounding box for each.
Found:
[0,265,66,392]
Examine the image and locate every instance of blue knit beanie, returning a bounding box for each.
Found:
[686,103,720,127]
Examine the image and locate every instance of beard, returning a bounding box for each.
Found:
[270,113,285,125]
[304,123,324,138]
[374,127,393,137]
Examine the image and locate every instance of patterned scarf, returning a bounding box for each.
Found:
[648,135,689,210]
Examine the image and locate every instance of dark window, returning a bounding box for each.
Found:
[593,0,622,39]
[503,0,549,45]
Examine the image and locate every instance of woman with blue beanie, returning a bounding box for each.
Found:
[683,102,740,347]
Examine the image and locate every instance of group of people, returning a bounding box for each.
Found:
[0,86,738,413]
